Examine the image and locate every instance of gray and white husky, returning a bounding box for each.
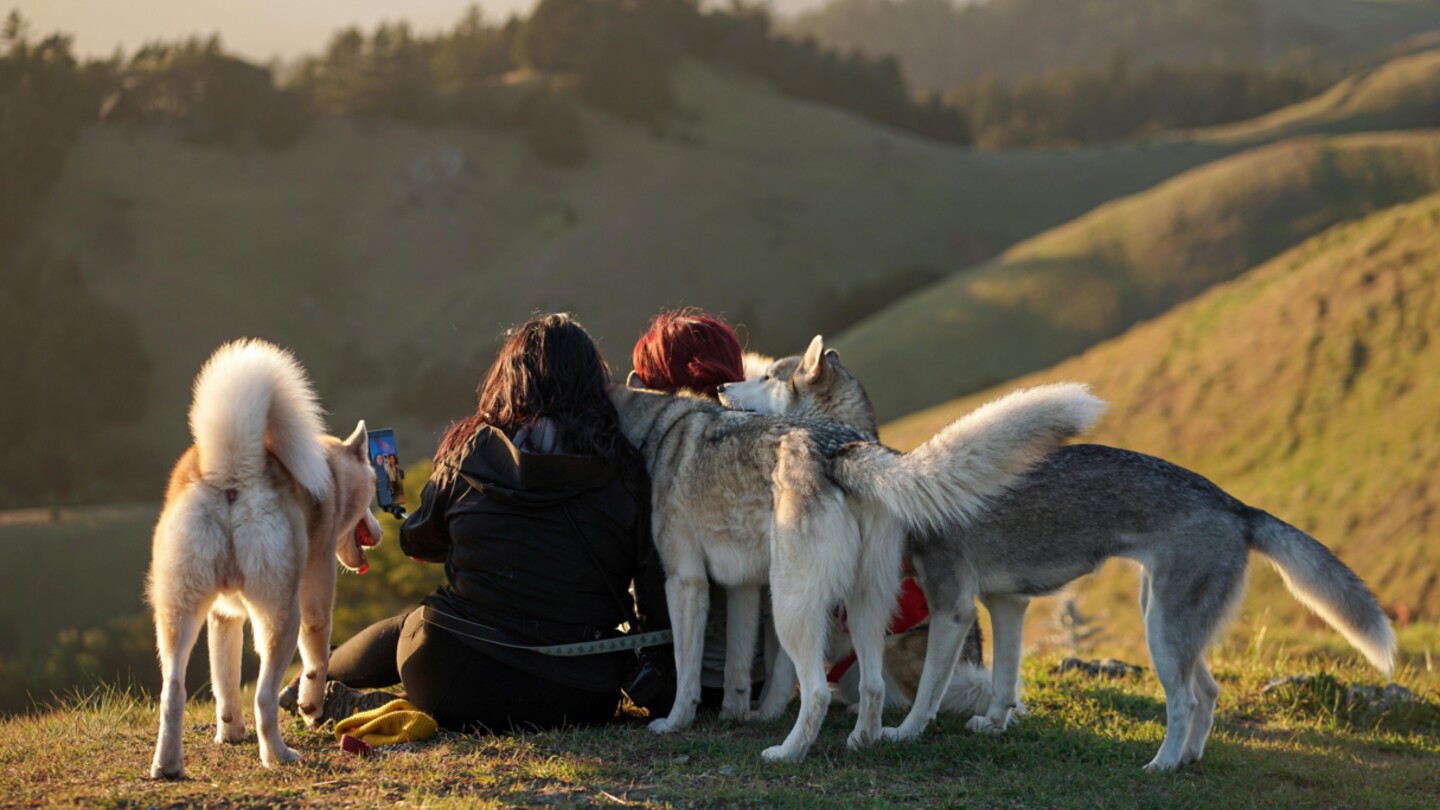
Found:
[147,340,382,779]
[610,373,1103,762]
[721,337,1397,771]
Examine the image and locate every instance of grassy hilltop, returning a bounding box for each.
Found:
[882,193,1440,669]
[35,61,1231,473]
[1197,49,1440,142]
[3,656,1436,808]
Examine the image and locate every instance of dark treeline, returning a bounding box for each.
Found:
[950,50,1330,148]
[287,0,970,154]
[788,0,1440,90]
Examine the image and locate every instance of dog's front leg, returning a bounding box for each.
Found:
[652,571,708,734]
[966,593,1029,735]
[295,560,337,727]
[720,584,761,720]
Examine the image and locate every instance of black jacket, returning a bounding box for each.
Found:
[400,425,668,692]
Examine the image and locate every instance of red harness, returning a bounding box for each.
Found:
[826,576,929,683]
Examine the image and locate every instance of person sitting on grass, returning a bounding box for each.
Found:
[283,312,670,731]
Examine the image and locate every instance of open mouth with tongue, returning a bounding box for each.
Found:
[346,517,381,574]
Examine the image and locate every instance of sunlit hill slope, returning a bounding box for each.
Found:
[835,130,1440,420]
[883,194,1440,657]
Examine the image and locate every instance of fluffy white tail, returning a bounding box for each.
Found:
[836,383,1106,534]
[1249,513,1396,676]
[188,339,332,501]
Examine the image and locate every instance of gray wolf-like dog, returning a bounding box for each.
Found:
[720,337,1396,771]
[147,339,382,779]
[610,371,1103,762]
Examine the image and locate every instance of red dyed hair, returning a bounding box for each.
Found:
[631,309,744,398]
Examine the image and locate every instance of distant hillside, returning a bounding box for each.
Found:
[32,61,1233,484]
[1195,49,1440,141]
[787,0,1440,90]
[833,131,1440,420]
[882,194,1440,637]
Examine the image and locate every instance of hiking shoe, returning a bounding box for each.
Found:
[278,684,300,716]
[323,680,397,721]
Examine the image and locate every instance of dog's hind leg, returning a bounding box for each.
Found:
[845,512,904,750]
[653,556,708,734]
[1141,599,1197,773]
[763,583,832,763]
[884,556,974,742]
[1182,658,1221,764]
[295,558,337,727]
[967,593,1029,735]
[721,583,761,720]
[207,603,247,744]
[754,622,795,719]
[150,598,208,780]
[246,592,303,768]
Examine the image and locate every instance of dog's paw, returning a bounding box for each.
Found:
[215,723,246,745]
[261,746,302,768]
[718,705,751,722]
[846,727,879,751]
[965,715,1006,735]
[1143,756,1180,773]
[1012,698,1031,719]
[880,724,921,742]
[649,716,683,735]
[149,759,183,781]
[760,744,804,764]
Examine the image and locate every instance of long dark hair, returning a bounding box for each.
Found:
[434,313,621,469]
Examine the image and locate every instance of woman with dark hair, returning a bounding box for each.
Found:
[285,313,669,732]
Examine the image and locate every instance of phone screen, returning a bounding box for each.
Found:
[366,429,405,509]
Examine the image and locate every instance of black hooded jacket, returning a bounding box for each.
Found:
[400,425,669,692]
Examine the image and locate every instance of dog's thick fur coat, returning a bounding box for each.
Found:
[611,348,1103,762]
[723,339,1396,771]
[147,340,382,779]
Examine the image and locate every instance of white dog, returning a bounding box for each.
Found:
[147,339,381,779]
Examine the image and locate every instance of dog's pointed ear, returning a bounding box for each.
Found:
[824,348,840,364]
[626,370,645,390]
[343,420,368,460]
[800,335,827,383]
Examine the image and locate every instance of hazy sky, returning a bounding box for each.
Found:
[16,1,536,62]
[15,0,829,63]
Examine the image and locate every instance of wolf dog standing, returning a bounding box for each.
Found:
[721,337,1397,771]
[610,373,1104,762]
[147,339,383,779]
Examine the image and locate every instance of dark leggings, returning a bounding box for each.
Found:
[326,608,619,733]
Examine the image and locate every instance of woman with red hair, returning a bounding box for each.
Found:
[630,308,769,710]
[630,308,746,398]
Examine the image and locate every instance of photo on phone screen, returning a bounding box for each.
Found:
[366,429,405,509]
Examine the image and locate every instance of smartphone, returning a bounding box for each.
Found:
[366,428,406,517]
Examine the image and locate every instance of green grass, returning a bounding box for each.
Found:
[880,193,1440,657]
[4,653,1434,808]
[835,130,1440,420]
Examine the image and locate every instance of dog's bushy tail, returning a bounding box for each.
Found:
[189,339,332,501]
[834,383,1105,534]
[1248,513,1396,676]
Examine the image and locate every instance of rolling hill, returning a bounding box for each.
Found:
[1197,49,1440,141]
[833,130,1440,420]
[32,60,1233,478]
[881,193,1440,660]
[787,0,1440,90]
